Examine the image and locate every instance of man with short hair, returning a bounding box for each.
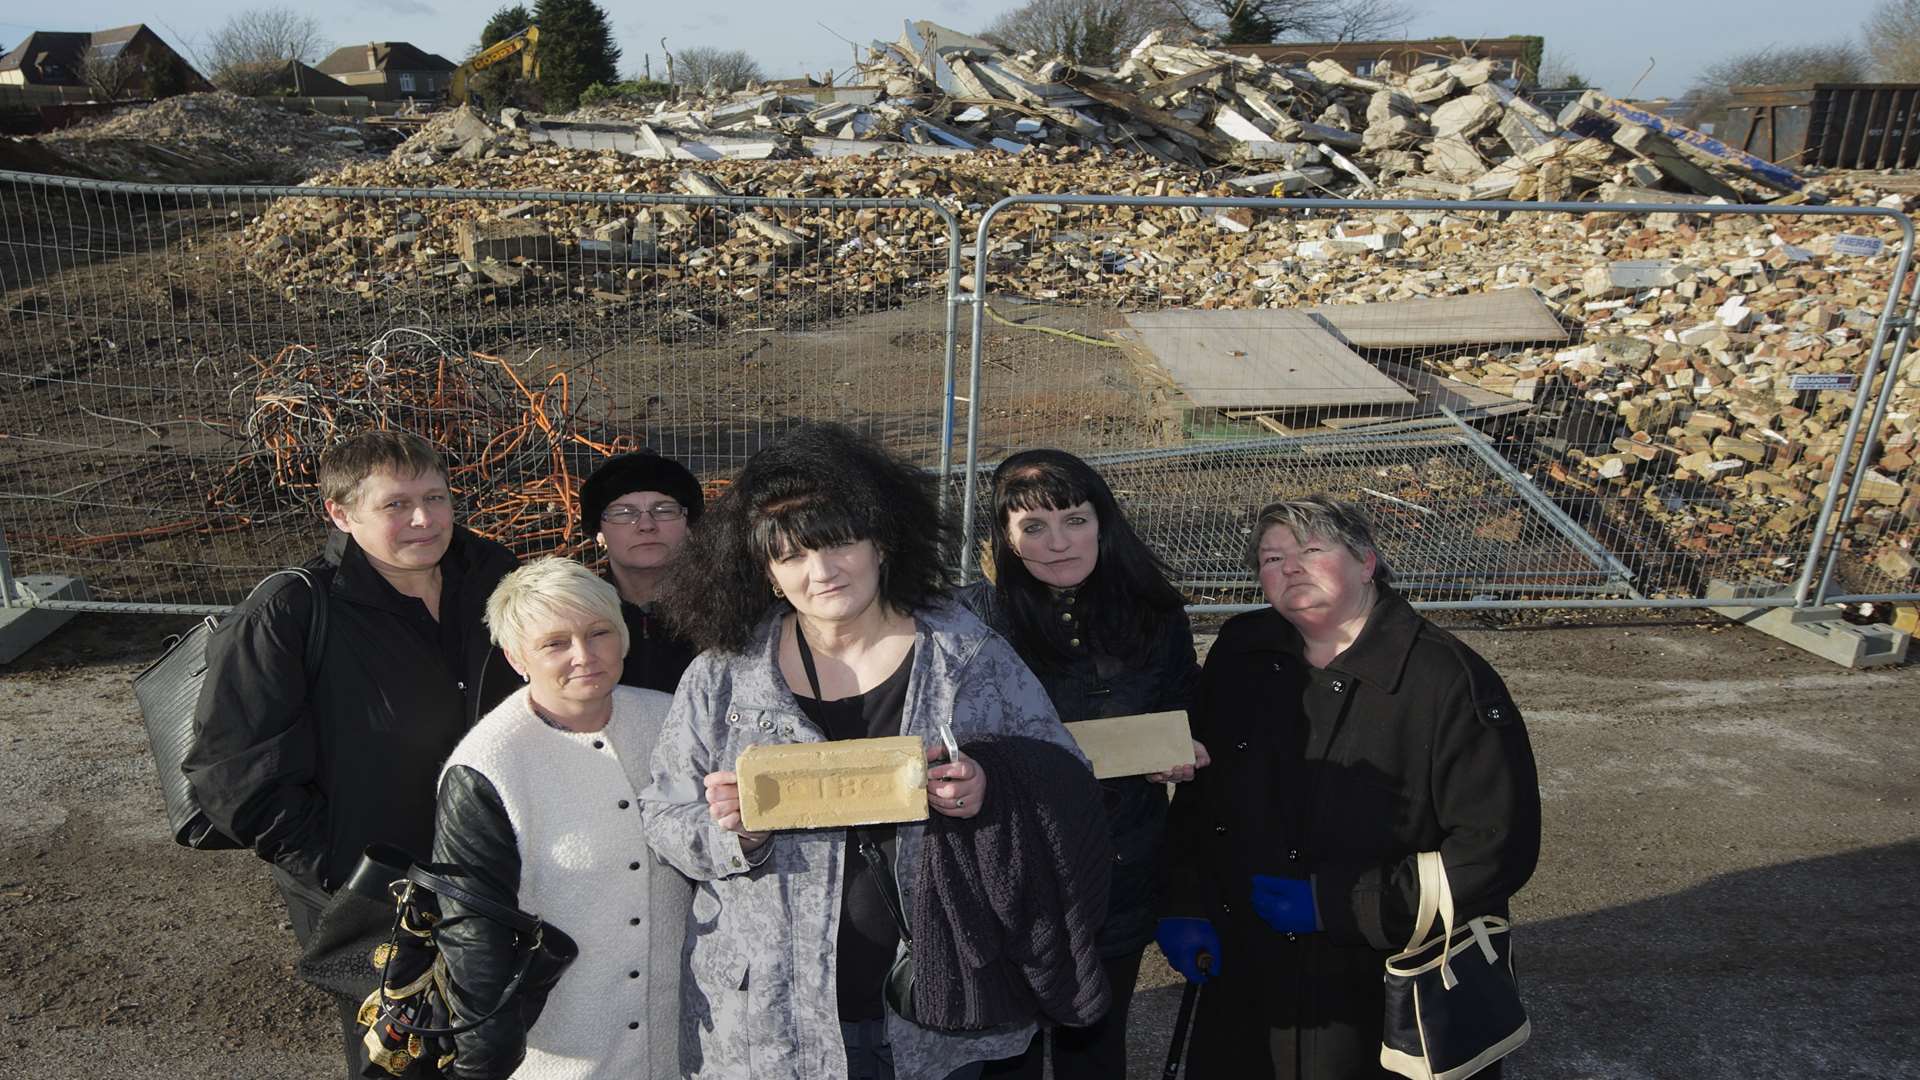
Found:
[185,430,519,1076]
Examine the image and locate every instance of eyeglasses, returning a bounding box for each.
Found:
[602,504,686,524]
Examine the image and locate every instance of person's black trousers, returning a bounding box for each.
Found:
[982,949,1144,1080]
[275,868,367,1079]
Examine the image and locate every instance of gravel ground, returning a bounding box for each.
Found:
[2,611,1915,1078]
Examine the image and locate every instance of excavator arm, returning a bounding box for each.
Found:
[449,26,539,106]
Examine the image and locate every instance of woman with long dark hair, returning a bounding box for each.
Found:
[962,448,1207,1080]
[640,424,1108,1080]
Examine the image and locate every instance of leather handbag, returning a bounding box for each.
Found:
[356,848,579,1078]
[1380,851,1529,1080]
[132,567,326,850]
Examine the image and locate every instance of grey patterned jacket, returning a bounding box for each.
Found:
[641,599,1087,1080]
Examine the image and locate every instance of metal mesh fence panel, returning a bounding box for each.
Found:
[0,171,960,611]
[1816,284,1920,605]
[962,195,1917,609]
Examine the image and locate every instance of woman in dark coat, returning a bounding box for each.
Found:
[962,449,1206,1080]
[578,451,704,693]
[1157,495,1540,1080]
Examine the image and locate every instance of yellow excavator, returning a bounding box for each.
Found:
[449,26,540,108]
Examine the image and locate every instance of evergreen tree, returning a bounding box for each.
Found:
[478,4,533,51]
[530,0,621,110]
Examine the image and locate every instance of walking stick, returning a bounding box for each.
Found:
[1162,953,1211,1079]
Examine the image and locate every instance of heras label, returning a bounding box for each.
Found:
[1832,235,1885,258]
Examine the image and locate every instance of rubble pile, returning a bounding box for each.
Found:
[485,20,1804,207]
[39,91,391,183]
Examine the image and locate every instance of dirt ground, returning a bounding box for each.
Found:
[1,610,1914,1078]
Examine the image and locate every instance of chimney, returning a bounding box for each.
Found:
[365,44,378,71]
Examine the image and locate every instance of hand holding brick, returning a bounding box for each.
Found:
[703,770,769,850]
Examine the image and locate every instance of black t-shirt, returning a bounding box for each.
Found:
[792,643,914,1022]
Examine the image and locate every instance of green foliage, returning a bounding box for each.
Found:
[531,0,622,111]
[578,79,674,106]
[1514,36,1543,85]
[1223,8,1279,44]
[479,4,534,51]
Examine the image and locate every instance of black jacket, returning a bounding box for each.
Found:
[432,766,528,1079]
[615,593,698,694]
[1163,587,1540,1079]
[958,581,1199,958]
[912,736,1113,1032]
[185,527,519,893]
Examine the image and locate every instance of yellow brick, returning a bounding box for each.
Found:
[737,735,928,831]
[1067,711,1195,780]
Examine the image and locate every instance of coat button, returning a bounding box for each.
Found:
[1214,824,1228,834]
[593,740,605,749]
[1286,932,1299,942]
[629,861,641,870]
[628,1021,640,1030]
[759,720,774,731]
[1287,849,1300,862]
[1060,611,1073,623]
[1235,740,1249,751]
[629,970,639,979]
[1070,637,1082,647]
[1272,662,1282,671]
[1330,679,1345,693]
[629,917,641,926]
[618,800,630,809]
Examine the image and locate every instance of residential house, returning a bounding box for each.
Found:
[0,24,208,96]
[315,42,457,101]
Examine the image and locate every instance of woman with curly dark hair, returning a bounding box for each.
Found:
[961,449,1206,1080]
[640,423,1105,1080]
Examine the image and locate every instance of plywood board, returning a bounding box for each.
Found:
[1121,309,1417,409]
[1067,711,1195,779]
[1302,288,1569,349]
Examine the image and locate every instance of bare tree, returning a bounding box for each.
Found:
[1534,46,1589,90]
[1867,0,1920,79]
[672,46,763,93]
[204,7,327,92]
[982,0,1185,65]
[1163,0,1416,44]
[1683,42,1868,128]
[78,48,146,100]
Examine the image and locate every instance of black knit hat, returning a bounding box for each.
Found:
[580,452,704,533]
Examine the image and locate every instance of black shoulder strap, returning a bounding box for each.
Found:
[405,864,541,934]
[245,567,328,688]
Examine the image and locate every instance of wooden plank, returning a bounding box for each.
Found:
[1301,288,1569,349]
[1121,309,1416,409]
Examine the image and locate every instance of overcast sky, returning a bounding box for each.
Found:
[8,1,1884,100]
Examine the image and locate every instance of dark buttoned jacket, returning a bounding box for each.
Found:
[1163,586,1539,1078]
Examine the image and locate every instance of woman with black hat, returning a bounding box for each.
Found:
[579,451,705,693]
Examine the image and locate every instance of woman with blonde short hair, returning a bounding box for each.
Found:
[430,556,691,1079]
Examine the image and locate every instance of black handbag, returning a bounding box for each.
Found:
[131,567,326,850]
[354,847,579,1078]
[1380,851,1529,1080]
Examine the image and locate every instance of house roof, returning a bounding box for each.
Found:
[0,31,91,82]
[0,24,201,86]
[315,42,457,76]
[239,59,360,97]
